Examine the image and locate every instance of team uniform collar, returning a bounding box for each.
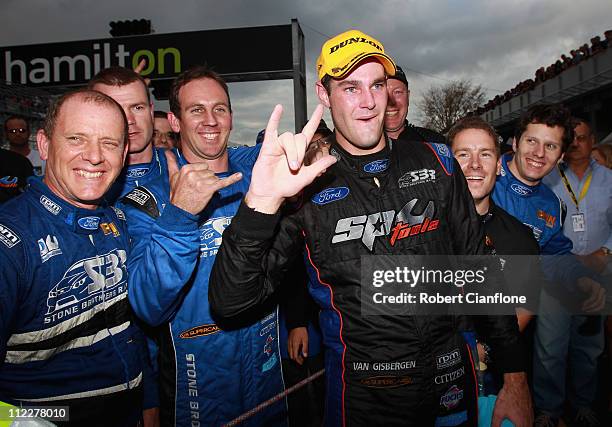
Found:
[329,135,393,178]
[27,176,109,234]
[500,153,541,198]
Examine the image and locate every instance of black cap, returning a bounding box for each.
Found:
[389,65,408,88]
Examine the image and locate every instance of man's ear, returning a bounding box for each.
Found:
[496,157,502,175]
[37,129,50,161]
[512,137,518,153]
[316,82,331,108]
[168,112,181,133]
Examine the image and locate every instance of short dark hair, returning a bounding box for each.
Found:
[154,110,168,119]
[514,104,574,152]
[43,89,128,146]
[4,114,29,131]
[88,66,151,103]
[572,116,592,132]
[169,65,231,118]
[447,116,500,156]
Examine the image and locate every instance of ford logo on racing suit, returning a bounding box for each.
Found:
[312,187,350,206]
[78,216,101,230]
[363,159,389,174]
[510,183,532,196]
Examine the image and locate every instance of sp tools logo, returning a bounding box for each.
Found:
[179,324,221,339]
[0,176,18,188]
[332,198,437,251]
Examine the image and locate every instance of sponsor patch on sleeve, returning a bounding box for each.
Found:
[0,223,21,248]
[425,142,454,175]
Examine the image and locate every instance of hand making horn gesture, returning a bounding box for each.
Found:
[245,104,338,214]
[166,151,242,215]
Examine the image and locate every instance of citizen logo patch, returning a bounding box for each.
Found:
[436,348,461,370]
[363,159,389,174]
[434,366,465,384]
[0,223,20,248]
[179,324,221,339]
[398,169,435,188]
[77,216,100,230]
[127,167,149,178]
[359,375,412,388]
[40,195,61,215]
[312,187,349,206]
[440,385,464,410]
[510,183,532,196]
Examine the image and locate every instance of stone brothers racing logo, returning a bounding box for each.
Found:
[200,216,232,258]
[332,198,438,251]
[44,249,127,324]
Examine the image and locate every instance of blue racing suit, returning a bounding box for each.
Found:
[105,147,170,204]
[0,177,154,425]
[492,153,592,289]
[121,146,287,427]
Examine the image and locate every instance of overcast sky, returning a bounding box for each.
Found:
[1,0,610,145]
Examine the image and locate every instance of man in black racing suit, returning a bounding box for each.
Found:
[210,30,532,427]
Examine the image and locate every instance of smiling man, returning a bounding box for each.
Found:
[89,67,170,203]
[0,90,154,425]
[119,66,286,426]
[210,29,532,427]
[490,104,606,427]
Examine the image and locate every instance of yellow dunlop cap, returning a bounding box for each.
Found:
[316,29,396,80]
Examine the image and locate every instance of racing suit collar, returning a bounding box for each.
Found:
[500,153,541,198]
[329,136,393,178]
[27,176,109,234]
[124,147,161,181]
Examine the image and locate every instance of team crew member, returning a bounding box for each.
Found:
[210,30,532,427]
[0,90,154,425]
[121,66,287,426]
[490,104,606,427]
[89,67,170,202]
[384,65,445,143]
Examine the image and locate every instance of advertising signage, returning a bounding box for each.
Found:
[1,25,293,87]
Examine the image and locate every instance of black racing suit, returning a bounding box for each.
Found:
[210,138,525,426]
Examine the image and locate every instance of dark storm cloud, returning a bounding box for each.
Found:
[1,0,610,144]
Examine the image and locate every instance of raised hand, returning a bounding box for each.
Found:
[166,151,242,215]
[245,104,337,213]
